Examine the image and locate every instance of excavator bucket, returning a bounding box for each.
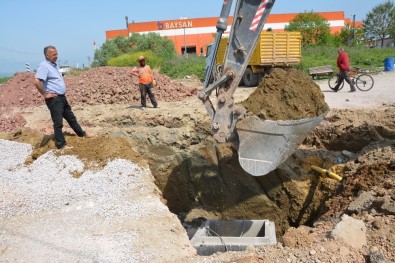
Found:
[236,113,327,176]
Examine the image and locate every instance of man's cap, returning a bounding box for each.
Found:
[137,56,145,61]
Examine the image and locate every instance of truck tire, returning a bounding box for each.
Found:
[242,67,258,87]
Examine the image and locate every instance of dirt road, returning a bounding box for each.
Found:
[315,71,395,109]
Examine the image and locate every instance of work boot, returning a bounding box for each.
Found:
[62,145,74,150]
[57,144,73,151]
[350,83,356,92]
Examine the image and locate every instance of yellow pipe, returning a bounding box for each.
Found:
[311,165,342,182]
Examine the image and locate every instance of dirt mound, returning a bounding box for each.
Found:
[0,67,196,110]
[0,112,27,133]
[0,67,198,132]
[242,68,329,120]
[1,128,144,170]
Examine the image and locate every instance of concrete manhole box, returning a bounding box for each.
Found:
[191,219,277,255]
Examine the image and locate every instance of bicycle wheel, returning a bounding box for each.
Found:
[355,74,374,91]
[328,74,344,91]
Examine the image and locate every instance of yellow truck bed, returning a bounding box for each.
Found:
[216,31,302,67]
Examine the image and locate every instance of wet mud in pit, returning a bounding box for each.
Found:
[1,67,394,261]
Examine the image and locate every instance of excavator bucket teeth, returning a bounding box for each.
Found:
[236,113,327,176]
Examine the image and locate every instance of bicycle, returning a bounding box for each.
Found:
[328,68,374,91]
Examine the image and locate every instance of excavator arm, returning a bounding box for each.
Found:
[198,0,326,176]
[199,0,275,141]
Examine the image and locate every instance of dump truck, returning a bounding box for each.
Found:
[205,31,302,87]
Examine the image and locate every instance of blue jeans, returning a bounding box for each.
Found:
[45,95,85,148]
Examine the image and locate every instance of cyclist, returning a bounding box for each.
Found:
[333,48,356,92]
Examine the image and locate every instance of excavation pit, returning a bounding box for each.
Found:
[190,219,277,256]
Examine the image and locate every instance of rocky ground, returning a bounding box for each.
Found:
[0,68,394,263]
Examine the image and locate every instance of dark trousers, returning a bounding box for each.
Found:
[45,95,85,149]
[335,70,356,91]
[139,83,158,107]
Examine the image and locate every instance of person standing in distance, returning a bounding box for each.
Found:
[333,48,356,92]
[131,56,158,110]
[33,45,87,149]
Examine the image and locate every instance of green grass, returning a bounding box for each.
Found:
[160,54,206,81]
[298,46,395,73]
[161,46,394,80]
[0,76,12,84]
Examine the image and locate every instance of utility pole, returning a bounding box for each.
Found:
[352,14,356,40]
[183,27,187,57]
[125,16,129,37]
[180,17,188,58]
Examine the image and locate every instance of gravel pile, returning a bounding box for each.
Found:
[0,139,194,262]
[0,139,158,219]
[0,139,32,171]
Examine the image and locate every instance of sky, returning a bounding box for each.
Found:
[0,0,389,76]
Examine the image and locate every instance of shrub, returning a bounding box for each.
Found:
[160,55,206,80]
[94,33,176,67]
[107,50,163,69]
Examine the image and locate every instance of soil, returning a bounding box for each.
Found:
[242,68,329,120]
[1,67,394,263]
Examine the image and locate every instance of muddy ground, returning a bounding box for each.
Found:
[0,68,394,262]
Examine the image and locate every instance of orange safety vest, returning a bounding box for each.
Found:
[133,65,153,84]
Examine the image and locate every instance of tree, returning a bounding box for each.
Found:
[93,33,176,67]
[340,23,364,46]
[391,21,395,38]
[363,1,395,47]
[93,39,124,66]
[284,12,331,46]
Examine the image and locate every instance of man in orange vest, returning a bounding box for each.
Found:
[131,56,159,109]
